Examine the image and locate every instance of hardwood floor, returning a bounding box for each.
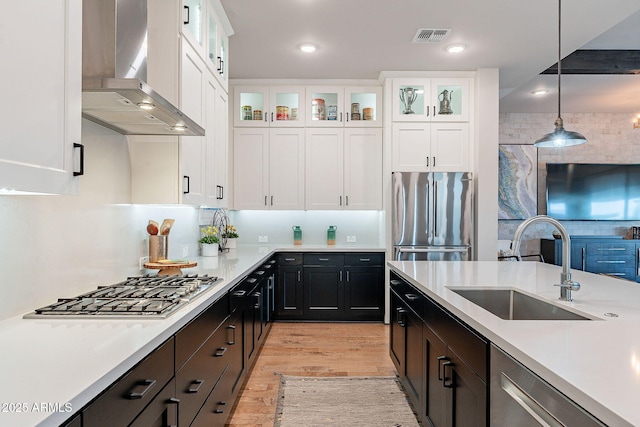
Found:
[225,322,396,426]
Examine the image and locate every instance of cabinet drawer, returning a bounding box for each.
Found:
[83,337,175,427]
[304,253,344,266]
[424,297,487,381]
[177,322,230,427]
[586,242,636,258]
[344,252,384,266]
[176,293,229,370]
[191,366,234,427]
[390,280,425,318]
[277,253,303,265]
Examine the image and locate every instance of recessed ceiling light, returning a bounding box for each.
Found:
[299,43,317,53]
[446,44,466,53]
[532,89,549,96]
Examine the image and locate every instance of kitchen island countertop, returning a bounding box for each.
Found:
[0,244,383,426]
[388,260,640,427]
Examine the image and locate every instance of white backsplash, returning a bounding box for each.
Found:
[0,121,200,321]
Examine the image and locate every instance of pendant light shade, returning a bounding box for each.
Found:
[534,0,586,148]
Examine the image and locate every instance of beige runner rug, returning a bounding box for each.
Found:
[274,375,420,427]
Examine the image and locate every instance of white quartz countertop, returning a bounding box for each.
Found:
[388,260,640,427]
[0,244,383,427]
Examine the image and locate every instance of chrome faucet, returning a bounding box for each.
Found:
[511,215,580,301]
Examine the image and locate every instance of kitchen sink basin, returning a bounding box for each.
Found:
[448,288,594,320]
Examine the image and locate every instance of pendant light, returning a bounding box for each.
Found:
[534,0,587,148]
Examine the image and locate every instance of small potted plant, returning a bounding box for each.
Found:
[199,225,220,257]
[223,225,239,249]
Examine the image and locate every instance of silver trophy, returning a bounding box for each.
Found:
[399,87,419,114]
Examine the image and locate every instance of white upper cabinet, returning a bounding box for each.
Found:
[233,128,305,209]
[233,86,306,127]
[305,86,382,127]
[182,0,205,54]
[0,0,82,195]
[392,78,471,122]
[305,128,382,210]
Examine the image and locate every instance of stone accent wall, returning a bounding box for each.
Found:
[498,112,640,257]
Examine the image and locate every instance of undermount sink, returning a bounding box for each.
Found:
[448,288,595,321]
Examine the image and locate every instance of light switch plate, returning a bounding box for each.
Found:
[258,236,269,242]
[139,256,149,271]
[182,246,189,257]
[347,236,357,242]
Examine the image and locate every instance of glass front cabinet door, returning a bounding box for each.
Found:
[392,78,470,122]
[305,86,382,127]
[234,86,305,127]
[182,0,205,52]
[344,86,382,127]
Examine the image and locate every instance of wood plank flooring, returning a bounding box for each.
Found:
[225,322,396,426]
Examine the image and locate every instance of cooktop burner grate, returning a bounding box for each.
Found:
[23,274,223,319]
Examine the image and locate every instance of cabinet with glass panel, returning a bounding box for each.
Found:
[305,86,382,127]
[391,78,471,122]
[233,86,306,127]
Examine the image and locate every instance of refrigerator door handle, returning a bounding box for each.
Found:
[395,247,469,261]
[433,181,438,236]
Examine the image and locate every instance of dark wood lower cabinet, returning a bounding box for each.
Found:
[390,272,488,427]
[129,379,178,427]
[276,252,384,321]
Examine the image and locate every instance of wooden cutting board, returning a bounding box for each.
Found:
[143,261,197,276]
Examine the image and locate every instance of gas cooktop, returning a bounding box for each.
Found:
[23,274,223,319]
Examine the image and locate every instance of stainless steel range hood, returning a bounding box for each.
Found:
[82,0,204,136]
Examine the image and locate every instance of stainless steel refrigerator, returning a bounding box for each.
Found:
[392,171,473,261]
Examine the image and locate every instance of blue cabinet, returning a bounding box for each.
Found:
[540,236,639,282]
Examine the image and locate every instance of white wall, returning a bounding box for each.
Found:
[0,121,201,321]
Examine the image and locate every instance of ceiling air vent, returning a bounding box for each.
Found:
[413,29,451,43]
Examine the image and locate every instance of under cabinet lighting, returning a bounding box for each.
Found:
[137,101,155,110]
[172,124,186,132]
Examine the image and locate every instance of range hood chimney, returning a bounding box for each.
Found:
[82,0,204,136]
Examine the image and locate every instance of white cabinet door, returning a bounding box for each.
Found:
[305,86,345,127]
[305,129,344,209]
[392,124,431,172]
[269,86,306,127]
[182,0,206,55]
[213,82,229,207]
[344,128,382,209]
[391,78,471,123]
[392,123,470,172]
[233,128,269,209]
[430,123,470,172]
[181,41,207,205]
[269,128,305,209]
[344,86,383,127]
[0,0,81,195]
[233,86,270,127]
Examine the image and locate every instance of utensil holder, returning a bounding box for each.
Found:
[149,235,168,262]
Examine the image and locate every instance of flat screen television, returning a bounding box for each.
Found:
[546,163,640,220]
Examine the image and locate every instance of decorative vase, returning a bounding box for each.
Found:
[225,238,237,249]
[202,243,219,257]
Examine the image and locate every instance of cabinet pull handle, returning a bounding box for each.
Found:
[271,112,274,122]
[187,379,204,393]
[264,195,267,206]
[297,270,301,281]
[437,356,448,381]
[359,258,371,262]
[284,257,296,261]
[404,293,419,301]
[214,401,227,414]
[346,195,349,206]
[217,56,223,73]
[339,195,342,206]
[582,247,586,270]
[340,112,343,122]
[216,185,223,200]
[227,324,236,345]
[433,156,436,167]
[214,347,228,357]
[73,143,84,176]
[126,379,156,400]
[183,175,190,194]
[220,59,224,75]
[390,279,401,287]
[340,271,343,281]
[427,105,430,117]
[167,397,180,427]
[501,374,563,427]
[346,112,349,122]
[271,195,274,205]
[319,258,330,261]
[346,271,350,281]
[253,291,261,308]
[426,156,429,167]
[183,5,189,24]
[442,361,454,388]
[396,307,406,327]
[233,289,247,297]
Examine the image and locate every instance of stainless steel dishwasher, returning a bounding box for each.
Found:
[490,344,607,426]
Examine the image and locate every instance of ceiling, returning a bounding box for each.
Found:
[219,0,640,114]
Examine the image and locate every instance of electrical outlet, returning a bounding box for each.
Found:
[258,235,269,243]
[182,246,189,258]
[347,235,357,243]
[139,256,149,271]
